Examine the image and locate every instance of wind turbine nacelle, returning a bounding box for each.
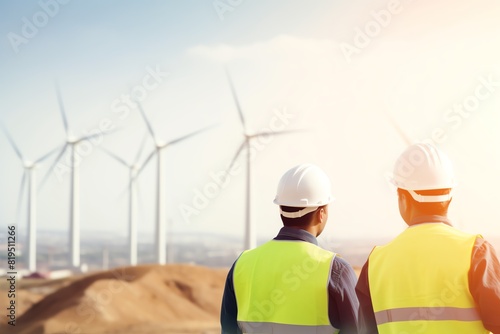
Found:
[24,161,36,169]
[67,136,79,144]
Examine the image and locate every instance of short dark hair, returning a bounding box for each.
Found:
[279,205,325,227]
[399,188,451,215]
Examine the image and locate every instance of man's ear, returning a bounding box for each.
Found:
[318,207,326,224]
[399,190,409,211]
[399,190,405,201]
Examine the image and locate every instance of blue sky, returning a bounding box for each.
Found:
[1,0,500,250]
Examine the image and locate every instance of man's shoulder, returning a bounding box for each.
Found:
[333,255,351,267]
[329,254,357,287]
[331,254,357,275]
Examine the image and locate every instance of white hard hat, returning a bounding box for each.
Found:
[392,143,455,203]
[273,164,334,218]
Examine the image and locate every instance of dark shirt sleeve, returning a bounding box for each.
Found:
[469,237,500,334]
[329,256,360,334]
[355,260,378,334]
[220,263,242,334]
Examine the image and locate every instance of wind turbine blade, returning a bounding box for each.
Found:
[55,81,70,135]
[225,68,246,129]
[137,150,156,176]
[386,112,413,146]
[15,172,27,225]
[100,147,129,167]
[39,144,68,189]
[35,145,63,164]
[165,123,217,147]
[253,129,305,138]
[226,140,246,175]
[134,132,149,165]
[137,103,157,141]
[77,126,122,143]
[1,125,24,161]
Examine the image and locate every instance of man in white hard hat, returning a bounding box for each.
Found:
[356,143,500,334]
[220,163,359,333]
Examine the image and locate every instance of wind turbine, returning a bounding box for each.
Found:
[385,111,414,146]
[2,126,59,272]
[225,69,301,250]
[99,134,148,266]
[137,104,215,265]
[41,84,108,270]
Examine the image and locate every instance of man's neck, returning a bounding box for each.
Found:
[408,214,451,227]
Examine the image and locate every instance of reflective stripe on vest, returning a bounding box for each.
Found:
[375,306,481,324]
[368,223,489,334]
[238,321,336,333]
[233,240,338,333]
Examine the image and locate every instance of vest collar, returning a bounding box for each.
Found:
[274,227,318,245]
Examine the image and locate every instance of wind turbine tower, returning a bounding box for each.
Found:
[42,84,106,270]
[2,126,58,272]
[225,69,300,250]
[137,104,214,264]
[100,135,147,266]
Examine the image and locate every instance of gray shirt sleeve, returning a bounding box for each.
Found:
[329,256,360,334]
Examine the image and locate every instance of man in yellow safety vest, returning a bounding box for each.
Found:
[356,143,500,333]
[221,163,359,333]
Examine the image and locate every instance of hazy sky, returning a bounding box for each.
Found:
[1,0,500,248]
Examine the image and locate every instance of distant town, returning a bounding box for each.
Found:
[1,229,499,277]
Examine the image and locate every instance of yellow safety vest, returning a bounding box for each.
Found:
[233,240,339,333]
[368,223,489,334]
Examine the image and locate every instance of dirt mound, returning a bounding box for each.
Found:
[7,264,228,334]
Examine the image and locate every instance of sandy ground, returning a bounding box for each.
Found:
[0,264,227,334]
[0,264,361,334]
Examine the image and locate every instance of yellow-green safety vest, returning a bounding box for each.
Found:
[368,223,489,334]
[233,240,339,333]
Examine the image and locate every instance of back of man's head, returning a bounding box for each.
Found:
[273,164,333,226]
[392,143,455,217]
